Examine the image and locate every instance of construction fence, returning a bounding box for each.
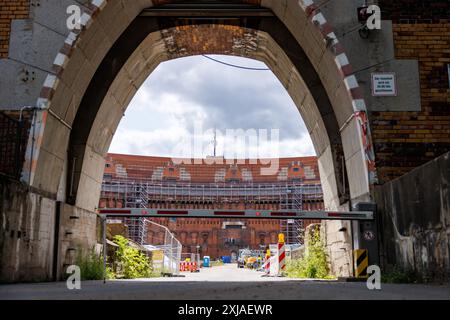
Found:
[141,219,182,275]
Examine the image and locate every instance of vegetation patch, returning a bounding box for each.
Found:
[381,265,423,284]
[112,235,155,279]
[285,229,335,279]
[75,248,111,281]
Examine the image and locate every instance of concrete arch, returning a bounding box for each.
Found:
[21,0,377,212]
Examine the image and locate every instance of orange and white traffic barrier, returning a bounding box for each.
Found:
[190,262,199,272]
[180,261,200,272]
[180,261,193,272]
[278,233,286,276]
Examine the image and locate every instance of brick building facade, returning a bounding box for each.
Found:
[372,1,450,182]
[99,154,323,258]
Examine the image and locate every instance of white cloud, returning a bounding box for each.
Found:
[109,55,316,158]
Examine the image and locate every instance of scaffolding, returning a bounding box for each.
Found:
[123,183,150,245]
[280,185,304,245]
[100,179,324,246]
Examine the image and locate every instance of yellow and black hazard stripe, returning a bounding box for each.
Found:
[354,249,368,278]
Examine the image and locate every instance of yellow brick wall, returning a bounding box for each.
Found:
[372,23,450,182]
[0,0,30,59]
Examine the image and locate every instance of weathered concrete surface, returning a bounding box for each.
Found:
[1,264,449,300]
[323,219,354,277]
[56,204,100,280]
[374,151,450,281]
[0,177,56,283]
[0,177,99,283]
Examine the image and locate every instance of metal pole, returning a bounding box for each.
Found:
[349,199,355,278]
[170,233,174,274]
[102,215,107,284]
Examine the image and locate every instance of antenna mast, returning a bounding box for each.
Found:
[213,128,217,157]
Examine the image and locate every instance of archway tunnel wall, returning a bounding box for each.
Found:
[18,0,374,210]
[67,21,352,212]
[54,1,373,278]
[1,0,448,282]
[0,0,378,281]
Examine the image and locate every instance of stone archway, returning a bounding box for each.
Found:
[22,0,377,215]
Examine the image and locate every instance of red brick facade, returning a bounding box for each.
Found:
[100,154,323,258]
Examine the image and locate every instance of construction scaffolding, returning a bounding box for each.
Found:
[280,185,304,245]
[100,179,324,246]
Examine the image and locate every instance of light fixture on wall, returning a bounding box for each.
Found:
[357,2,381,39]
[357,6,371,39]
[358,25,371,39]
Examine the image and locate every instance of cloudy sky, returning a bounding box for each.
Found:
[109,55,315,159]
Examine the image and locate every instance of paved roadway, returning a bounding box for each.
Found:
[1,264,449,300]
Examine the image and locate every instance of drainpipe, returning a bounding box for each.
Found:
[52,201,62,281]
[349,197,355,278]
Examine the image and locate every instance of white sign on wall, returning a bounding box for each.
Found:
[371,73,397,96]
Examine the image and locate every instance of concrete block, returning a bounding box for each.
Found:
[96,0,133,46]
[32,148,65,194]
[63,90,83,125]
[109,69,136,108]
[331,83,356,127]
[32,0,87,37]
[286,68,309,114]
[48,80,74,119]
[301,26,326,69]
[309,119,331,157]
[40,114,71,161]
[80,146,105,183]
[75,172,103,212]
[320,0,362,37]
[87,94,121,153]
[58,48,88,90]
[69,57,96,105]
[345,150,369,199]
[356,59,422,112]
[0,59,47,109]
[339,20,395,75]
[77,22,113,72]
[317,50,342,101]
[318,147,340,210]
[341,116,364,161]
[284,0,309,38]
[9,20,65,73]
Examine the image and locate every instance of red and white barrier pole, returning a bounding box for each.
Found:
[264,249,271,274]
[278,233,286,276]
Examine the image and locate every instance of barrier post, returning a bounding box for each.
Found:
[264,249,271,274]
[278,233,286,276]
[354,249,369,278]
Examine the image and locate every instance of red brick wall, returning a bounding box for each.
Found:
[0,0,29,59]
[149,211,322,259]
